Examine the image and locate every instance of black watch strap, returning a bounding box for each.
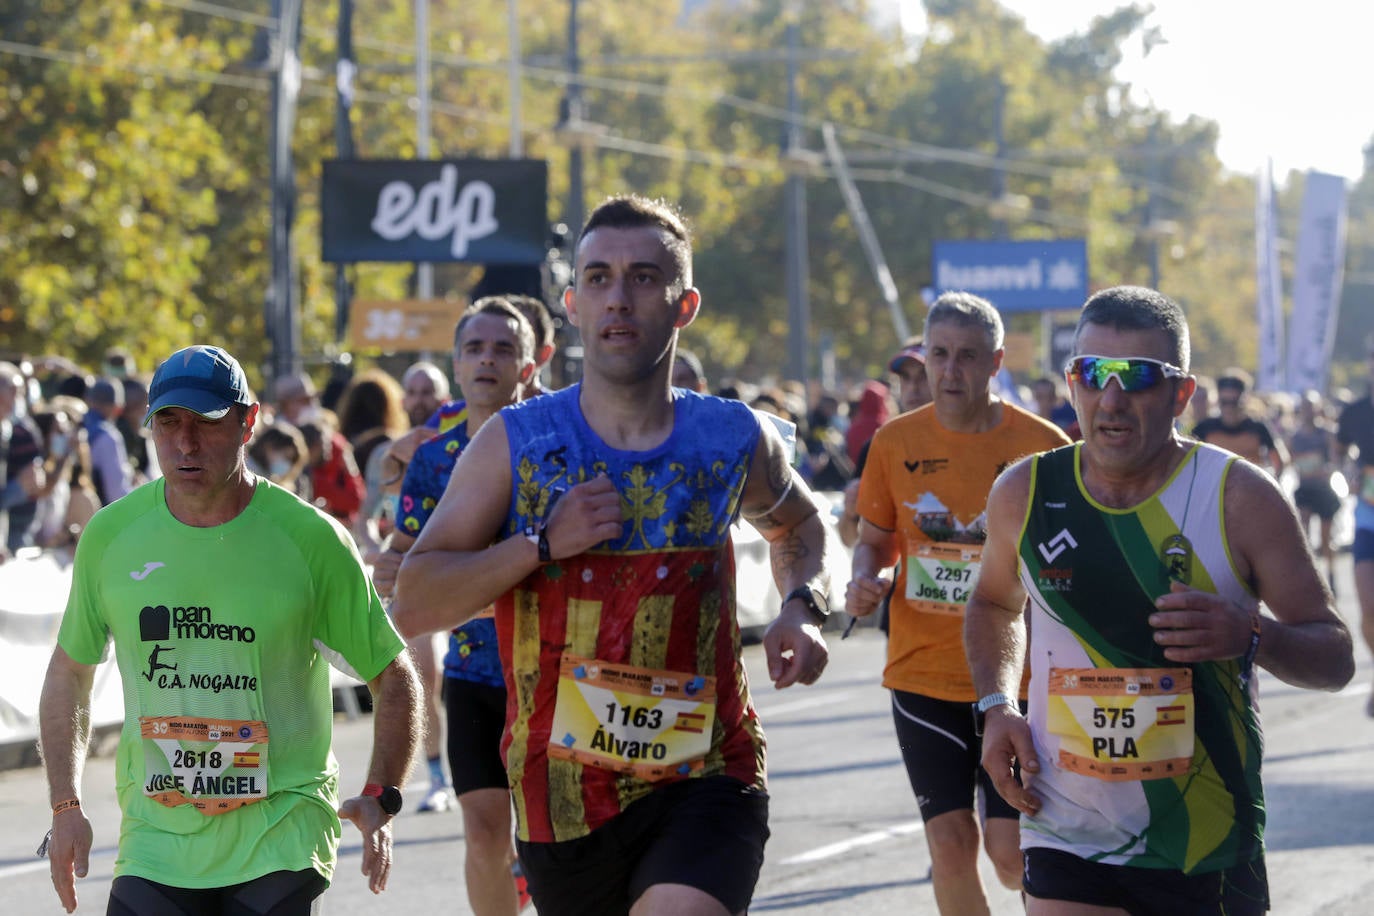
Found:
[784,585,829,623]
[524,523,553,564]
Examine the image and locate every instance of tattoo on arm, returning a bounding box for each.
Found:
[769,527,810,582]
[743,444,795,528]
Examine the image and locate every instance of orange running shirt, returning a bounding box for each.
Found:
[857,402,1070,701]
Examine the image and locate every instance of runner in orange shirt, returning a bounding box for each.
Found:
[847,292,1069,914]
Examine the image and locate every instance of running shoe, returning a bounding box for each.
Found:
[417,785,454,813]
[512,861,532,912]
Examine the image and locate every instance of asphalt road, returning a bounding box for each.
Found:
[3,556,1373,915]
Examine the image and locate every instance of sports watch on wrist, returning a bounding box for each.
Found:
[362,783,404,816]
[971,692,1017,737]
[523,522,552,564]
[783,585,830,624]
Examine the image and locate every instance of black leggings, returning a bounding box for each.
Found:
[107,869,327,916]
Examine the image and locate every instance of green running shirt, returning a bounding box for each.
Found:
[1018,443,1264,873]
[57,478,404,887]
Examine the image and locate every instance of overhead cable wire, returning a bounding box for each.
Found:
[0,28,1237,227]
[0,37,271,91]
[104,2,1205,205]
[137,0,1181,197]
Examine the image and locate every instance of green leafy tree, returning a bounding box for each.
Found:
[0,1,249,373]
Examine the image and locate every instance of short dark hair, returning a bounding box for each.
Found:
[575,195,693,293]
[1074,286,1191,371]
[505,294,556,352]
[674,348,705,386]
[924,291,1004,350]
[1216,368,1251,395]
[454,296,535,364]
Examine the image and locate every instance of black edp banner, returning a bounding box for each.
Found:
[322,159,548,264]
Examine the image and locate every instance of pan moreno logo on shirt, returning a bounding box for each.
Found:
[138,604,259,692]
[139,604,257,644]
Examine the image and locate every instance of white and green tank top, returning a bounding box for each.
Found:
[1017,442,1263,873]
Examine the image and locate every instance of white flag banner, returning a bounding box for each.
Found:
[1254,162,1284,392]
[1286,171,1348,393]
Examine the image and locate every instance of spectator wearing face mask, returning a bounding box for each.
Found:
[247,421,311,496]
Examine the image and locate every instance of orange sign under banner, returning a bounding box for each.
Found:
[349,299,466,352]
[1001,332,1036,373]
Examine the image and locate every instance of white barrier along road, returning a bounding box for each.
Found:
[0,548,122,759]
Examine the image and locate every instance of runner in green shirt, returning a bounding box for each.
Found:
[39,345,422,915]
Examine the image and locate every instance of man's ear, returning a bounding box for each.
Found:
[990,347,1006,374]
[519,361,536,384]
[242,403,260,444]
[675,288,701,329]
[535,343,555,369]
[562,286,579,328]
[1173,376,1198,418]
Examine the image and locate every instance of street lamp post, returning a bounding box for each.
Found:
[266,0,304,383]
[414,0,433,303]
[783,8,811,387]
[564,0,585,242]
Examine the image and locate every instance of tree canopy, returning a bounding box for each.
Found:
[2,0,1368,394]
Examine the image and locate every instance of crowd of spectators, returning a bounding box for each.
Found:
[0,342,1364,571]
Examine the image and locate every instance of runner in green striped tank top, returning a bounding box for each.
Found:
[964,286,1353,914]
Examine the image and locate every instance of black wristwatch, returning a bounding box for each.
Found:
[523,522,552,564]
[783,585,830,624]
[362,783,404,816]
[971,693,1017,737]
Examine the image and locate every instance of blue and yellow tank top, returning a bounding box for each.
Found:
[494,385,767,844]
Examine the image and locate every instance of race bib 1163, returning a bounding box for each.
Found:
[548,656,716,781]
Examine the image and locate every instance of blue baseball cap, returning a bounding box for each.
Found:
[888,341,926,373]
[144,346,252,426]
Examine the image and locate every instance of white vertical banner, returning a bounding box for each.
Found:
[1254,161,1284,392]
[1286,171,1349,393]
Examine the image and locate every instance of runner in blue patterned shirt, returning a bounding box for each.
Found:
[376,296,538,915]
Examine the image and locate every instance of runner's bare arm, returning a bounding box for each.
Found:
[964,460,1041,816]
[393,416,623,637]
[38,646,97,914]
[740,417,826,575]
[392,417,534,636]
[338,651,422,894]
[365,652,423,789]
[1152,460,1354,690]
[740,418,831,688]
[846,513,899,619]
[965,459,1033,699]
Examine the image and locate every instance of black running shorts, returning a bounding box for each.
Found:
[1023,846,1269,915]
[890,689,1022,822]
[107,868,327,916]
[443,676,510,795]
[515,775,769,916]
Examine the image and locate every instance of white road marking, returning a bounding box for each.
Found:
[779,820,925,865]
[755,690,854,718]
[0,859,61,879]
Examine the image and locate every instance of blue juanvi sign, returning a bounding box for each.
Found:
[931,239,1087,313]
